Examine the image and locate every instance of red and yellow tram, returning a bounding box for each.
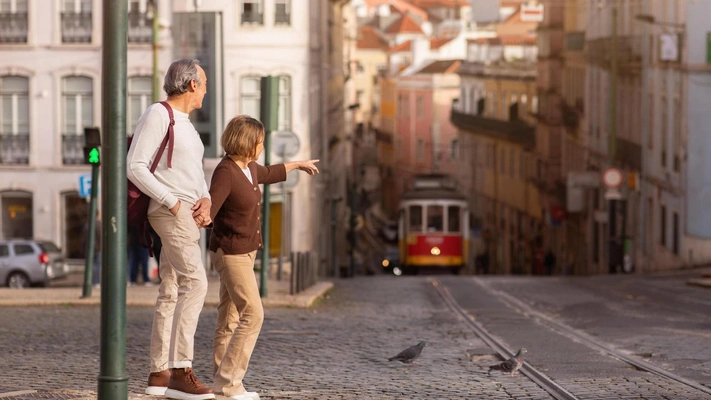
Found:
[397,175,469,274]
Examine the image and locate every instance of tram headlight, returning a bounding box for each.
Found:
[430,246,441,256]
[382,259,390,268]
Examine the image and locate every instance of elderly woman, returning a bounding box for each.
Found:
[208,115,319,399]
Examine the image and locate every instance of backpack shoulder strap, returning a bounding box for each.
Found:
[149,101,176,173]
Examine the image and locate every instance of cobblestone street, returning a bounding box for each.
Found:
[1,272,711,399]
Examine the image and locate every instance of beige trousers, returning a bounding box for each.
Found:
[147,202,208,371]
[212,248,263,396]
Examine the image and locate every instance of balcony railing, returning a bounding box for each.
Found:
[0,12,28,43]
[586,35,643,73]
[458,61,536,80]
[275,10,290,25]
[450,108,535,148]
[0,134,29,165]
[61,12,92,43]
[241,11,263,25]
[62,134,84,164]
[128,10,152,43]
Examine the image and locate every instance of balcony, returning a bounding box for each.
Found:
[0,12,28,43]
[450,108,535,148]
[458,61,536,80]
[586,35,643,74]
[275,9,290,25]
[61,12,92,43]
[241,11,263,25]
[62,134,84,165]
[128,10,152,43]
[0,134,29,165]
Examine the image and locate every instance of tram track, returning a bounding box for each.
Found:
[431,279,579,400]
[466,277,711,398]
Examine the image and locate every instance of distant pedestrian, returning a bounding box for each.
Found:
[209,115,319,398]
[544,249,556,276]
[128,224,151,286]
[127,58,214,399]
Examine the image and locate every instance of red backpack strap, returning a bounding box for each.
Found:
[149,101,176,172]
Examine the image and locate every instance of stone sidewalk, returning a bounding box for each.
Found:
[0,273,333,308]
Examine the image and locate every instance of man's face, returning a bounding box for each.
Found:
[193,66,207,109]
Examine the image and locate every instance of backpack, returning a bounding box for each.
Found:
[127,101,175,256]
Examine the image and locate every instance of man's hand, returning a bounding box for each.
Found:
[191,197,211,226]
[169,200,181,216]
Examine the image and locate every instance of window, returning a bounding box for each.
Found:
[127,76,152,136]
[448,206,461,233]
[509,149,515,178]
[396,137,403,159]
[0,244,8,257]
[408,205,422,232]
[660,205,666,247]
[0,0,28,43]
[240,76,261,120]
[426,205,443,232]
[0,75,30,164]
[128,0,153,43]
[416,138,424,161]
[278,75,291,130]
[531,95,538,114]
[519,153,525,180]
[647,92,653,149]
[416,96,424,119]
[61,75,93,164]
[672,211,679,255]
[61,0,92,43]
[450,139,458,160]
[241,0,263,25]
[275,0,290,26]
[661,96,667,168]
[673,97,681,172]
[13,243,33,255]
[500,148,505,174]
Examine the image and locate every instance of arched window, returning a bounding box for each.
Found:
[127,75,152,136]
[240,75,261,120]
[61,75,93,164]
[0,75,29,164]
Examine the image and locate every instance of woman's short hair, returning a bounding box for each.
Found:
[163,59,201,97]
[221,115,265,159]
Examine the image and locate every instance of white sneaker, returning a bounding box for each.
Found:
[229,392,259,400]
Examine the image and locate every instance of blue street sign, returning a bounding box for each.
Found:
[79,173,92,198]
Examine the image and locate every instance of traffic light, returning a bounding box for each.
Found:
[83,127,101,165]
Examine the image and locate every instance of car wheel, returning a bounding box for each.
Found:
[7,272,31,289]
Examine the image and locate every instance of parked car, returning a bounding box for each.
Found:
[0,240,69,288]
[382,246,402,276]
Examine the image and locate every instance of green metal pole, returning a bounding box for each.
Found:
[98,0,128,398]
[259,76,279,297]
[81,164,99,298]
[152,0,160,103]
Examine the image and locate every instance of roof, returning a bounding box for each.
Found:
[357,26,390,50]
[363,0,429,21]
[409,0,467,8]
[429,37,455,50]
[385,13,424,34]
[389,40,412,52]
[467,35,536,46]
[414,59,461,74]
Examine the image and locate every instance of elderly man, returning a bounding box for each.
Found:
[127,59,214,400]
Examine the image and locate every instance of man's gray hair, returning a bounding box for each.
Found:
[163,59,201,96]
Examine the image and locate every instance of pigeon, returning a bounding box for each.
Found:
[488,348,527,376]
[388,341,427,364]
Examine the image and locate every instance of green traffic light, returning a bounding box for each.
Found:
[89,147,100,164]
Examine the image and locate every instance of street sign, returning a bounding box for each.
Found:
[79,173,92,198]
[602,168,623,189]
[604,188,623,200]
[272,130,300,159]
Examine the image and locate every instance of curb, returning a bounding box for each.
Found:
[686,278,711,289]
[0,281,333,308]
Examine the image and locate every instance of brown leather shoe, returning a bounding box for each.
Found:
[145,370,170,395]
[165,368,215,400]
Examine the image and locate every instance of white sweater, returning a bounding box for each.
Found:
[127,103,210,215]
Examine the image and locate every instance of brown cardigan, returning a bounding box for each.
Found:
[209,157,287,255]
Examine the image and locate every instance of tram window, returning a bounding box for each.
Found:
[426,205,444,232]
[448,206,461,233]
[409,205,423,232]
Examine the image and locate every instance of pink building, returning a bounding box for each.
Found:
[394,60,461,198]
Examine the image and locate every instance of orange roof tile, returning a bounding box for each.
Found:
[415,59,461,74]
[357,26,390,50]
[389,40,412,53]
[409,0,466,8]
[385,13,424,34]
[430,37,455,50]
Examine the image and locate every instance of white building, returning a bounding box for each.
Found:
[0,0,333,265]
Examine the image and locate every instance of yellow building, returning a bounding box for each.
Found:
[454,58,542,274]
